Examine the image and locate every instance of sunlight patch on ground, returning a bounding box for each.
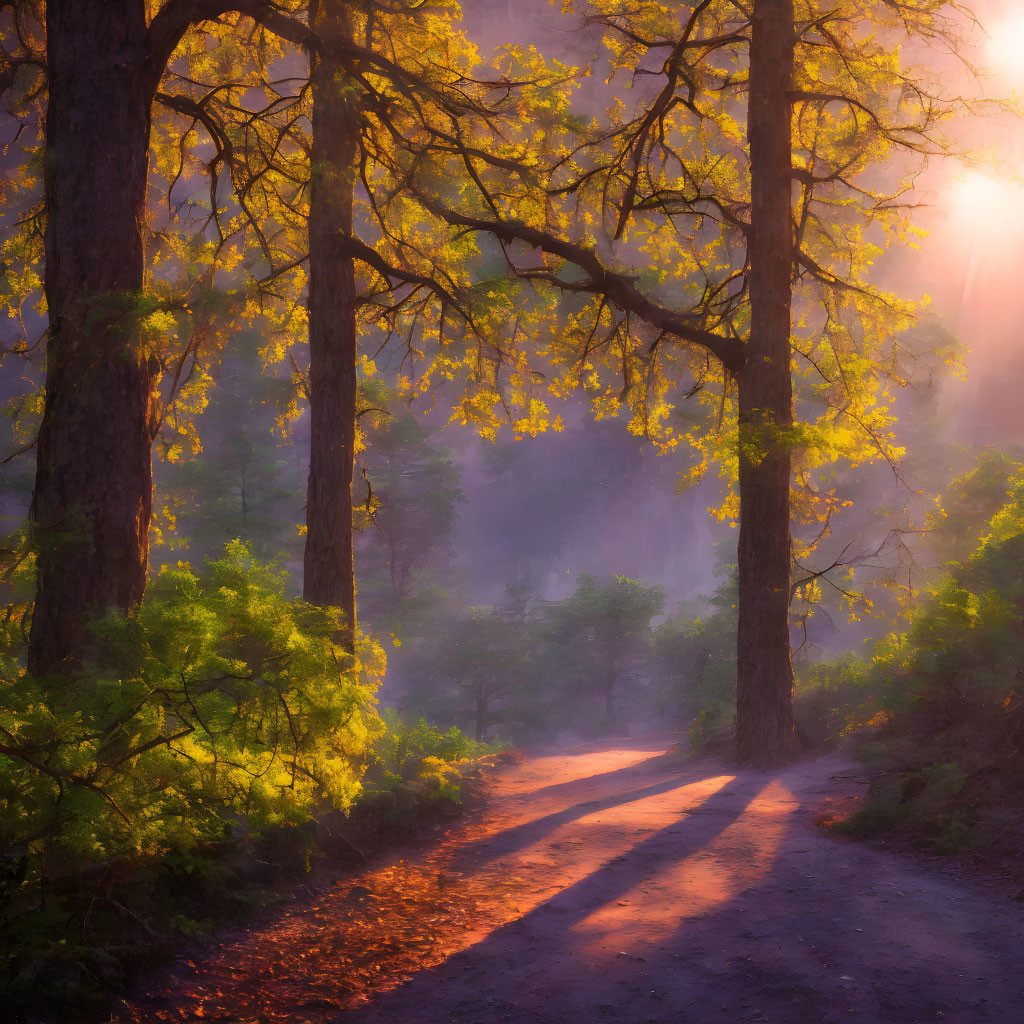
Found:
[502,745,676,802]
[343,773,740,991]
[570,780,798,959]
[475,774,738,915]
[118,748,736,1022]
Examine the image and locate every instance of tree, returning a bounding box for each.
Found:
[355,407,463,634]
[3,0,519,671]
[926,450,1024,566]
[27,0,167,675]
[734,0,800,762]
[429,606,528,742]
[653,565,738,740]
[152,331,305,567]
[544,574,664,735]
[302,0,359,643]
[4,0,312,675]
[407,0,966,762]
[154,2,559,650]
[5,1,971,764]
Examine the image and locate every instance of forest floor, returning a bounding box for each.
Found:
[117,735,1024,1024]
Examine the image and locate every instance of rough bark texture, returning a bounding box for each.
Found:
[302,0,359,650]
[28,1,158,677]
[734,0,801,765]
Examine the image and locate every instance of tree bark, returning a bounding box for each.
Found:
[302,0,359,651]
[29,0,158,677]
[734,0,801,765]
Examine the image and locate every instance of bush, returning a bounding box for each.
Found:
[807,465,1024,853]
[794,653,872,750]
[0,542,385,1019]
[1,542,385,865]
[0,542,512,1019]
[365,709,499,797]
[654,569,738,750]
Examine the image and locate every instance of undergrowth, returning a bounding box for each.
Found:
[0,542,500,1022]
[799,463,1024,858]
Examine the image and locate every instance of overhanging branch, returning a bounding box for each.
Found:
[417,197,747,373]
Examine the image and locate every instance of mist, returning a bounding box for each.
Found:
[9,3,1024,1022]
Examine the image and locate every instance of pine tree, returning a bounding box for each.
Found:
[409,0,968,761]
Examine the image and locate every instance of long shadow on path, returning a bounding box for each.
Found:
[343,774,759,1024]
[343,760,1024,1024]
[449,760,732,872]
[501,749,671,805]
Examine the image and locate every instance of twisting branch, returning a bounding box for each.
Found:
[415,196,747,373]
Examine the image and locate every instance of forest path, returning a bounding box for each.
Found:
[120,736,1024,1024]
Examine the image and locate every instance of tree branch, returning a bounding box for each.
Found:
[416,197,747,373]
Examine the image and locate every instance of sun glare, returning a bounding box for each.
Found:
[948,170,1024,238]
[986,10,1024,85]
[952,170,1010,215]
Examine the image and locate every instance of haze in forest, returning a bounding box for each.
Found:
[6,3,1024,1019]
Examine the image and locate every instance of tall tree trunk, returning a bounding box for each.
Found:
[734,0,800,765]
[303,0,359,651]
[29,0,157,677]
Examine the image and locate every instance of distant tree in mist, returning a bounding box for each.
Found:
[401,572,664,743]
[356,408,464,635]
[153,334,304,567]
[543,575,664,735]
[428,606,530,742]
[497,572,542,625]
[653,570,738,739]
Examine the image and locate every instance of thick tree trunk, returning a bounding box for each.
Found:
[734,0,800,765]
[303,0,359,651]
[28,0,157,677]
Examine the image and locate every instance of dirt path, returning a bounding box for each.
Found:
[120,736,1024,1024]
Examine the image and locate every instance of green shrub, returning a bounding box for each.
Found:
[1,541,385,867]
[0,541,511,1018]
[794,653,872,749]
[837,762,975,854]
[0,542,386,1018]
[807,462,1024,852]
[365,709,498,796]
[655,568,738,749]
